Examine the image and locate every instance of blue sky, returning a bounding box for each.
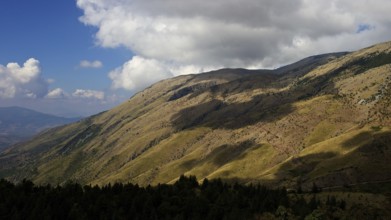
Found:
[0,0,132,116]
[0,0,390,117]
[0,0,130,90]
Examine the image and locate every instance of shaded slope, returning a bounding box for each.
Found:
[1,41,391,191]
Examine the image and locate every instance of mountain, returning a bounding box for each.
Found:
[0,107,80,150]
[1,41,390,193]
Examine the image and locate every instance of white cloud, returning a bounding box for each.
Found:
[79,60,103,68]
[0,58,48,99]
[77,0,391,67]
[0,59,119,116]
[6,58,41,83]
[45,88,69,99]
[77,0,391,85]
[108,55,215,91]
[72,89,105,100]
[108,56,174,91]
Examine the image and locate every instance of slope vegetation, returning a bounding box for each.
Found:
[1,42,391,191]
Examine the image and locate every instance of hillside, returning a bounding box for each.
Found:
[0,107,80,150]
[0,41,390,192]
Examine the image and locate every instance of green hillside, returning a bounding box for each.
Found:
[1,41,391,194]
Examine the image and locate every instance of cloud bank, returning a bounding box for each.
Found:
[0,59,106,100]
[0,59,115,116]
[77,0,391,91]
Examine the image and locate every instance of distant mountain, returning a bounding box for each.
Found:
[0,107,80,150]
[1,41,391,195]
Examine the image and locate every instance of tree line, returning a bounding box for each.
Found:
[0,175,350,219]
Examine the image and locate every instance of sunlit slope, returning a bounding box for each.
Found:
[1,41,390,189]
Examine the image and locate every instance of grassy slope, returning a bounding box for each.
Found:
[0,41,390,191]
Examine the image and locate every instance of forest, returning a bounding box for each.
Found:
[0,175,362,219]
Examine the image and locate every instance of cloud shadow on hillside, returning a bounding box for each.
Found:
[180,139,256,171]
[171,67,341,130]
[270,152,338,184]
[267,130,391,190]
[342,130,391,153]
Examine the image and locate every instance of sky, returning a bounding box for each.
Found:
[0,0,390,117]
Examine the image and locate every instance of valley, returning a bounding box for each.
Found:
[0,107,80,151]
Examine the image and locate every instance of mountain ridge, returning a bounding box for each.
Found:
[1,41,390,192]
[0,106,80,150]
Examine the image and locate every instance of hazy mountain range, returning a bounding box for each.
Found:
[0,41,390,193]
[0,107,80,150]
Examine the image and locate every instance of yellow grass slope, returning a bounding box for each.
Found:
[1,41,390,190]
